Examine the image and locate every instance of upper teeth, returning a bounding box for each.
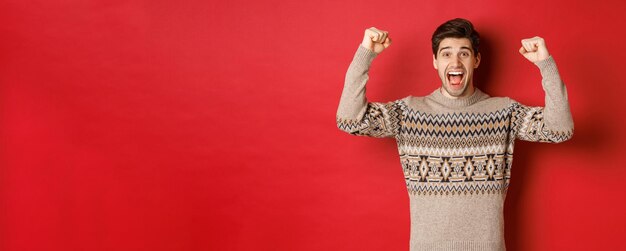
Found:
[449,72,463,75]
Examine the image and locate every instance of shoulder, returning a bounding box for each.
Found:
[398,95,428,110]
[400,95,422,103]
[473,95,517,110]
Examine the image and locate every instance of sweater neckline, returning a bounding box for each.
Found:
[427,88,488,108]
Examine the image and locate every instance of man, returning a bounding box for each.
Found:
[336,18,573,251]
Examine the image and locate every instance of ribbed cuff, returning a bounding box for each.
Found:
[351,44,378,69]
[411,241,504,251]
[534,56,561,80]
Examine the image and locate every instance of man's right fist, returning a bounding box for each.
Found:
[361,27,392,54]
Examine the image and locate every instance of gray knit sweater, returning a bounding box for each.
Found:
[336,45,574,251]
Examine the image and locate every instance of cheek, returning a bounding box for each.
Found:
[437,62,447,71]
[438,68,446,77]
[469,57,479,66]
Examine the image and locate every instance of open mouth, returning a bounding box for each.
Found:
[447,71,464,86]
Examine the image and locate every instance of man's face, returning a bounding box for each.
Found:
[433,38,481,98]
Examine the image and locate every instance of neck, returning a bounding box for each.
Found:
[429,87,487,108]
[440,85,475,99]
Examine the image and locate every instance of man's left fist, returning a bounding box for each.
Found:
[519,36,550,63]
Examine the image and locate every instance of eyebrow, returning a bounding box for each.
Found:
[438,46,451,53]
[438,46,473,54]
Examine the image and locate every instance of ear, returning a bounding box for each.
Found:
[433,54,438,70]
[474,52,481,68]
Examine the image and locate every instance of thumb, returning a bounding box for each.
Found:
[383,37,392,48]
[518,46,527,55]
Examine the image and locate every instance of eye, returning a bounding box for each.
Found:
[441,52,451,57]
[460,51,469,57]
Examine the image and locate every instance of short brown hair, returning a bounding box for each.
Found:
[432,18,480,58]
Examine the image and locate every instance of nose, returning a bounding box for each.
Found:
[452,56,461,65]
[450,56,462,67]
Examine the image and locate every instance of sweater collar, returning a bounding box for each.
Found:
[427,87,488,108]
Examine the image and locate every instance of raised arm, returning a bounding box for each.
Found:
[512,37,574,143]
[336,27,404,138]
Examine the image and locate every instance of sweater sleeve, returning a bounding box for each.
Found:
[336,45,404,138]
[511,56,574,143]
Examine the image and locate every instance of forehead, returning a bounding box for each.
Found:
[438,37,472,51]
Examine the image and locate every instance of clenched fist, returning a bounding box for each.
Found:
[519,36,550,63]
[362,27,392,54]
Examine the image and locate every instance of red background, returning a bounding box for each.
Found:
[2,0,625,250]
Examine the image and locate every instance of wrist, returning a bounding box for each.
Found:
[534,55,553,66]
[359,44,378,55]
